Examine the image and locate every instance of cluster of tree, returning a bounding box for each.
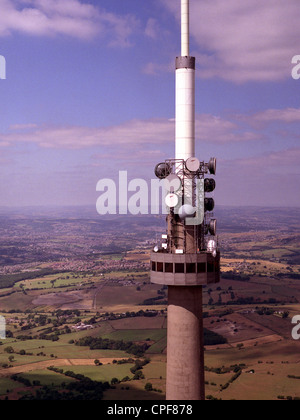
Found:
[140,296,167,306]
[23,312,79,328]
[157,288,167,296]
[1,330,13,338]
[276,273,300,280]
[103,310,160,320]
[75,336,149,357]
[16,324,72,342]
[130,358,150,380]
[256,307,275,316]
[11,374,32,387]
[205,364,245,375]
[100,358,151,385]
[0,269,65,289]
[220,368,242,391]
[221,271,251,282]
[3,346,33,358]
[203,329,227,346]
[206,395,222,401]
[17,379,110,400]
[204,365,244,393]
[46,366,111,399]
[211,296,283,306]
[112,358,135,365]
[54,309,81,317]
[48,366,92,382]
[16,335,32,341]
[137,285,167,306]
[144,382,162,393]
[3,309,25,314]
[36,328,61,342]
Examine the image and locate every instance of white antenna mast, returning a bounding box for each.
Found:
[175,0,195,162]
[181,0,190,56]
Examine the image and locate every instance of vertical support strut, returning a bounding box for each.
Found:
[167,286,205,401]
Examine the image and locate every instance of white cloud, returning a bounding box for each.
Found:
[0,119,174,150]
[142,60,173,76]
[99,9,139,48]
[161,0,300,83]
[223,148,300,173]
[91,148,164,169]
[0,114,260,151]
[217,148,300,206]
[236,108,300,127]
[195,114,260,144]
[0,0,139,43]
[145,18,160,40]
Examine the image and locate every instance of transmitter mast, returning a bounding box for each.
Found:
[150,0,220,401]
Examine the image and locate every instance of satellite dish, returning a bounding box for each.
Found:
[186,157,200,173]
[208,158,217,175]
[153,246,159,253]
[155,162,171,179]
[208,219,217,236]
[178,204,196,220]
[204,178,216,193]
[204,198,215,212]
[164,174,182,193]
[165,193,179,209]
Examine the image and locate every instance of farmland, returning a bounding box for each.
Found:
[0,206,299,400]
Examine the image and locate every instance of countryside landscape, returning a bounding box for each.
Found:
[0,206,299,400]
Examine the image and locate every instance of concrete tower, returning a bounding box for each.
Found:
[150,0,220,401]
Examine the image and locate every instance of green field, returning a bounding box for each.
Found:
[103,356,166,401]
[14,272,92,291]
[146,337,167,354]
[20,369,76,387]
[205,359,300,400]
[204,341,300,400]
[49,363,135,383]
[0,338,131,365]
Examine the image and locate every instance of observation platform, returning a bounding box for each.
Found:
[150,251,220,286]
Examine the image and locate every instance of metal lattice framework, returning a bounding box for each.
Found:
[154,157,217,255]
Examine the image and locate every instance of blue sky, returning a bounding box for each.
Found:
[0,0,300,208]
